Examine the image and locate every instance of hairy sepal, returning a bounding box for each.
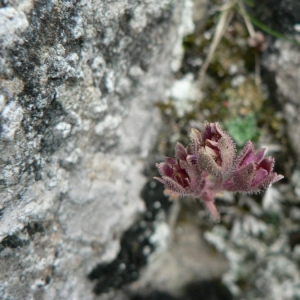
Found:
[190,128,202,154]
[158,176,188,196]
[219,136,235,176]
[232,163,256,192]
[198,149,222,177]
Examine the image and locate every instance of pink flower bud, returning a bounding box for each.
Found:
[155,121,283,218]
[196,122,235,178]
[223,141,284,193]
[154,142,202,196]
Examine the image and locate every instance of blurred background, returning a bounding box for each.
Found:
[123,1,300,299]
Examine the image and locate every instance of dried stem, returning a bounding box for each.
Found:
[198,0,262,88]
[238,0,255,37]
[238,0,261,86]
[198,0,236,88]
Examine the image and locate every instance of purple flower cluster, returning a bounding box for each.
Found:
[155,122,283,218]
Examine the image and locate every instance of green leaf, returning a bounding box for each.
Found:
[242,0,254,7]
[223,115,259,147]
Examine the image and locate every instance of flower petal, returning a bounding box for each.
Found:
[273,174,284,183]
[254,172,283,191]
[254,148,266,163]
[175,142,187,160]
[165,157,176,165]
[161,176,188,195]
[205,139,219,148]
[252,168,268,186]
[257,157,274,173]
[236,141,254,168]
[205,145,219,158]
[156,162,173,177]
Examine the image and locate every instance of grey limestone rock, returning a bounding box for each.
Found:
[0,0,194,299]
[254,0,300,161]
[263,39,300,160]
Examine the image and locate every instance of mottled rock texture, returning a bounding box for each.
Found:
[263,38,300,161]
[0,0,193,299]
[253,0,300,162]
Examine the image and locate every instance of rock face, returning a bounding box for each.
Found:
[0,1,194,299]
[253,0,300,161]
[263,39,300,160]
